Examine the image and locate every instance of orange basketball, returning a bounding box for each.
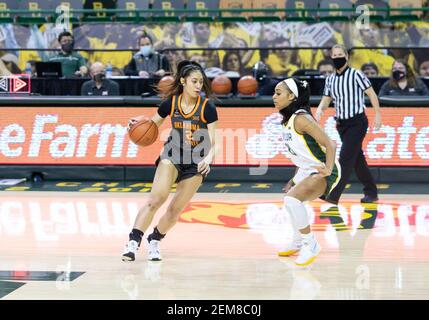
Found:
[237,75,258,95]
[211,75,232,95]
[157,75,175,96]
[128,116,158,147]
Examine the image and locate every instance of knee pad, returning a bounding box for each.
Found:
[284,196,310,230]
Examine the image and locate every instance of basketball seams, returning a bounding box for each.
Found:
[129,119,158,146]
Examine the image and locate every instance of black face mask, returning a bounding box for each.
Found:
[332,57,347,70]
[392,70,406,81]
[61,42,74,53]
[93,73,105,82]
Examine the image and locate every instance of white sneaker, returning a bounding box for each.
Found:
[146,239,162,261]
[122,240,139,261]
[278,239,302,257]
[295,238,321,266]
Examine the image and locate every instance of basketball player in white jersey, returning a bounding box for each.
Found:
[273,77,341,266]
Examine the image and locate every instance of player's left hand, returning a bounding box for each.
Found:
[198,160,210,176]
[127,118,139,131]
[311,163,331,178]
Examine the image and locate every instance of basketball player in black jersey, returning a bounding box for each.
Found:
[122,61,218,261]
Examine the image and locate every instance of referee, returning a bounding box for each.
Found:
[316,44,382,204]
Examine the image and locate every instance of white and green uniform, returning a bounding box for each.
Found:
[283,109,341,198]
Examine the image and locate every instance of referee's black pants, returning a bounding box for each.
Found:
[327,112,378,204]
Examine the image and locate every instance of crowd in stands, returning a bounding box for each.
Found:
[0,20,429,96]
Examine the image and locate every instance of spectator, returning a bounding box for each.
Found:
[0,53,21,75]
[0,59,11,76]
[350,24,395,76]
[317,59,335,77]
[379,59,429,96]
[361,62,379,77]
[111,67,124,77]
[163,48,185,75]
[183,22,220,68]
[48,31,88,77]
[189,53,207,69]
[265,38,299,77]
[124,34,170,78]
[253,61,279,96]
[419,60,429,77]
[27,60,37,77]
[222,51,243,77]
[81,62,120,96]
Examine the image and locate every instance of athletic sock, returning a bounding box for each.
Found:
[129,228,144,246]
[147,227,166,242]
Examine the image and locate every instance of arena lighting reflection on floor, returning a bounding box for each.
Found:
[0,194,428,245]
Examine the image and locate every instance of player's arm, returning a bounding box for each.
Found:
[315,95,332,121]
[128,99,170,130]
[283,167,298,193]
[364,86,382,130]
[198,121,218,175]
[151,113,166,127]
[295,114,336,178]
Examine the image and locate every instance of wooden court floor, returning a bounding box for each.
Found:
[0,191,428,300]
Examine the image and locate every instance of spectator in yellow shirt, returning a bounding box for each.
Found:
[265,38,299,77]
[350,26,395,76]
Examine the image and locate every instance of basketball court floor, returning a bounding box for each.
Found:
[1,183,428,300]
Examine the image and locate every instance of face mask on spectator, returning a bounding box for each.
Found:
[332,57,347,70]
[392,70,406,81]
[140,45,152,57]
[61,42,74,53]
[93,73,105,82]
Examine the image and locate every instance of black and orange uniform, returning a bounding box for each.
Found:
[157,94,218,182]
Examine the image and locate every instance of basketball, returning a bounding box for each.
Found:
[237,75,258,95]
[211,75,232,95]
[128,115,158,147]
[157,75,175,96]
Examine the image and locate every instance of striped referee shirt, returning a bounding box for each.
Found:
[323,66,372,120]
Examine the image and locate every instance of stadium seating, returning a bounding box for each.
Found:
[150,0,184,22]
[0,0,17,23]
[185,0,218,22]
[250,0,284,22]
[115,0,149,22]
[17,0,51,24]
[83,0,116,22]
[0,0,426,23]
[50,0,83,23]
[319,0,353,22]
[218,0,252,22]
[388,0,424,21]
[285,0,319,22]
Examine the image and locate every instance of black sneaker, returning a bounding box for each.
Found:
[361,195,378,203]
[122,240,139,261]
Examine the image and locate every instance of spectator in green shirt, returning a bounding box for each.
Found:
[48,31,88,77]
